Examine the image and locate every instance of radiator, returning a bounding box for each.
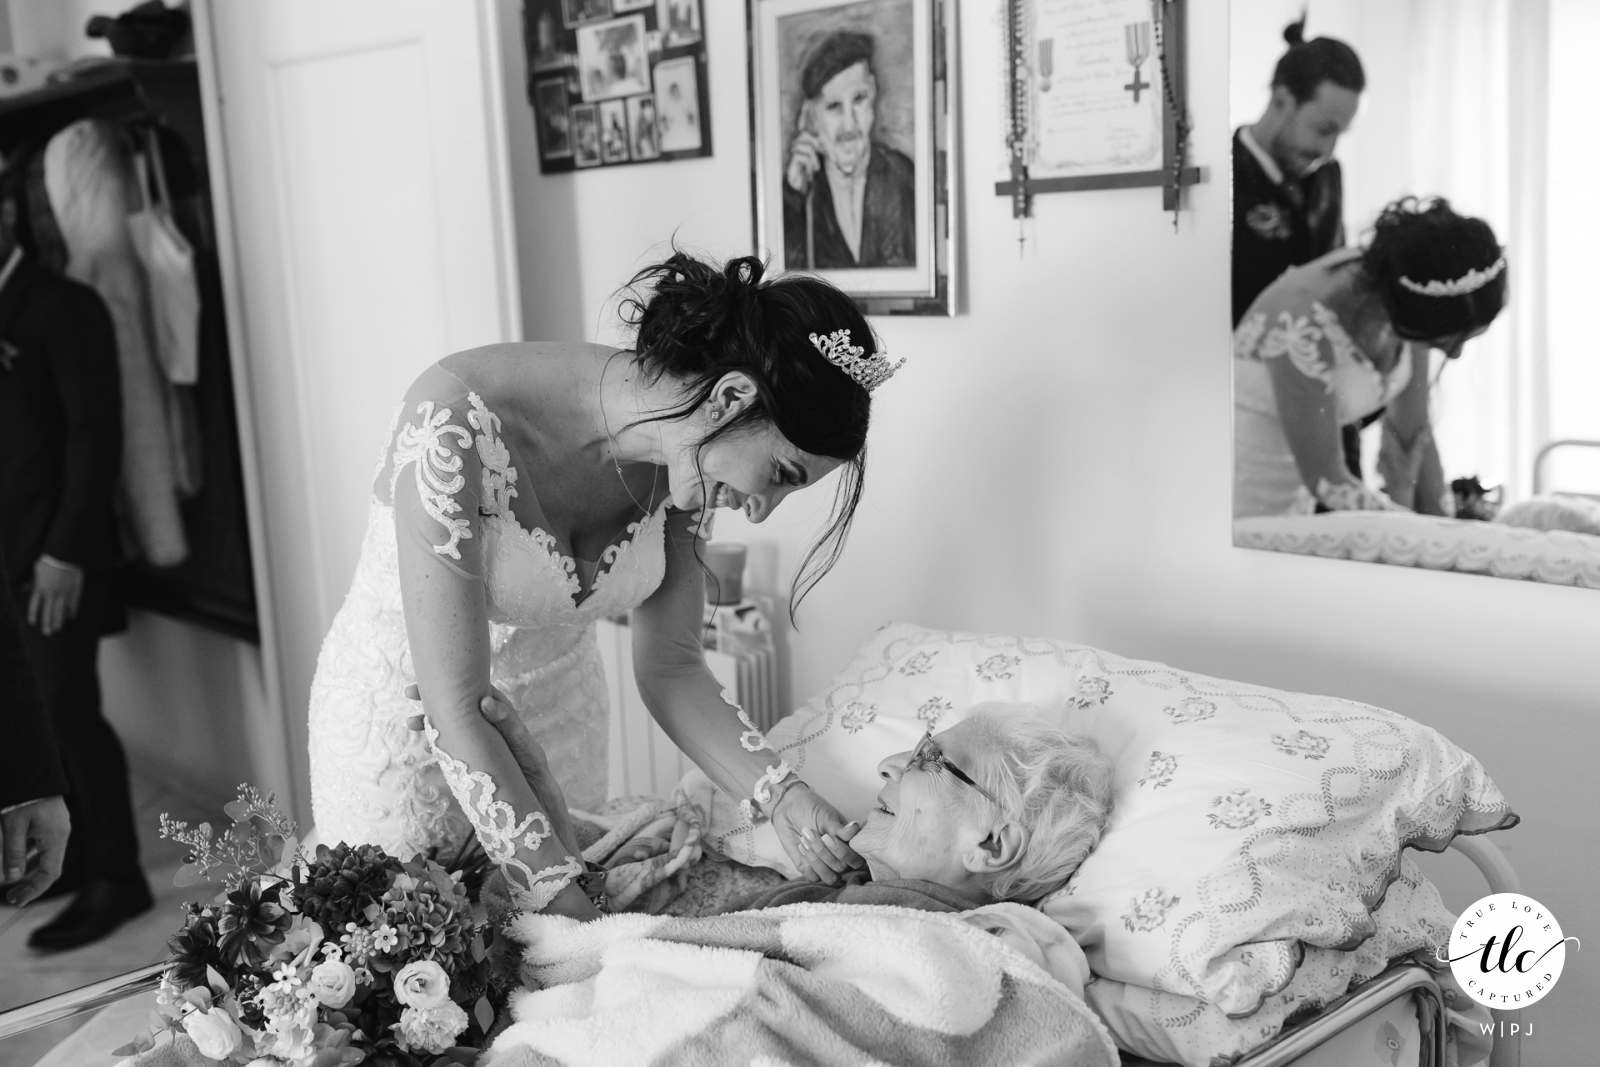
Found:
[596,612,784,799]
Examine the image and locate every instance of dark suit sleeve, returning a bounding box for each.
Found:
[42,285,123,569]
[783,181,809,270]
[0,556,67,809]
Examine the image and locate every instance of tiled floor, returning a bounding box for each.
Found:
[0,770,212,1067]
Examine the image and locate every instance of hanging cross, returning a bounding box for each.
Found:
[1124,67,1149,102]
[1124,21,1152,104]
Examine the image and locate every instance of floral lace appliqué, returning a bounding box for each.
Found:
[467,392,518,518]
[420,718,555,900]
[899,651,938,676]
[1259,310,1334,388]
[391,402,475,559]
[1234,312,1268,361]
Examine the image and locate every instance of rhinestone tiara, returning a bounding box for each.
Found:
[1398,256,1507,298]
[808,329,905,392]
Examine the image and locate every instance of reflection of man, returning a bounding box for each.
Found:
[783,31,915,270]
[1233,22,1364,471]
[0,164,151,948]
[1233,23,1362,324]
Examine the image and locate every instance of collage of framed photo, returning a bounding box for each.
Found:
[749,0,957,315]
[523,0,713,172]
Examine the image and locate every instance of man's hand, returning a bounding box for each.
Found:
[785,131,827,193]
[28,556,84,637]
[2,795,71,906]
[403,684,582,857]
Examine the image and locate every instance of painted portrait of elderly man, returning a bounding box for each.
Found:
[781,16,916,270]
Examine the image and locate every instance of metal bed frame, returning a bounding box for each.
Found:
[0,838,1526,1067]
[1532,438,1600,499]
[1232,833,1522,1067]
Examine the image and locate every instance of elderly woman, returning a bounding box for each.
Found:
[446,698,1115,919]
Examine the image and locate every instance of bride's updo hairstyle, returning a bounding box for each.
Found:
[619,251,877,608]
[1361,196,1507,344]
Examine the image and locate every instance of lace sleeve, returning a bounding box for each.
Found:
[385,398,487,582]
[419,718,581,912]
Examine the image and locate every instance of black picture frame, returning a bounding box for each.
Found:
[522,0,713,173]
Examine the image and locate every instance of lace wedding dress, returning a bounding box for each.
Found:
[307,367,668,860]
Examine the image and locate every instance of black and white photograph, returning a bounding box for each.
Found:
[626,92,662,159]
[533,76,574,158]
[653,54,703,152]
[599,97,631,162]
[576,14,651,101]
[526,4,572,72]
[562,0,613,26]
[658,0,703,47]
[751,0,956,312]
[570,101,602,165]
[2,5,1591,1067]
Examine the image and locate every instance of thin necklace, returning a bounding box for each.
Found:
[599,352,659,519]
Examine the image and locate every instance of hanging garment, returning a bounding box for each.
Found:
[127,127,201,386]
[44,118,188,567]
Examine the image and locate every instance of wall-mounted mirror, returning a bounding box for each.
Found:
[1230,0,1600,589]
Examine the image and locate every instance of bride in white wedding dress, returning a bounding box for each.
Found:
[307,253,904,907]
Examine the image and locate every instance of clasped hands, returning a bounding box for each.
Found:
[403,685,865,884]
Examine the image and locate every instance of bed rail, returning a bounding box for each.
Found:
[1532,438,1600,498]
[0,962,163,1043]
[1230,963,1447,1067]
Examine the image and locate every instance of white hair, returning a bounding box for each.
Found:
[959,703,1115,904]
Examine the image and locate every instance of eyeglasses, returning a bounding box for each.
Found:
[907,731,999,806]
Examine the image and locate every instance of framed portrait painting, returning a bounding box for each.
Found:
[750,0,957,315]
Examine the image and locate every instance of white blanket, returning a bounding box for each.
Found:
[484,902,1119,1067]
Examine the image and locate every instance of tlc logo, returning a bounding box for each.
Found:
[1441,894,1579,1008]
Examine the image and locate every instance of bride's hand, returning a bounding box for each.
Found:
[404,684,582,857]
[770,782,864,885]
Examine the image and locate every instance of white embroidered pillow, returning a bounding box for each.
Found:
[689,622,1517,1018]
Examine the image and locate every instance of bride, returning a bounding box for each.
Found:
[307,252,901,901]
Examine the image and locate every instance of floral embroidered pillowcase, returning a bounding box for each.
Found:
[691,622,1517,1020]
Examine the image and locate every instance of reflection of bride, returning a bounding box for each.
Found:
[1234,197,1507,518]
[307,253,901,909]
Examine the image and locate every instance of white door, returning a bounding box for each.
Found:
[196,0,522,817]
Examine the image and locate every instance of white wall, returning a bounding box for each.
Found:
[496,0,1597,1058]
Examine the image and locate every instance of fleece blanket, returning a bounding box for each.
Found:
[484,902,1119,1067]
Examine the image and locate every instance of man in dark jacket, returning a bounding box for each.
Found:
[1233,23,1366,472]
[783,31,916,270]
[0,168,151,949]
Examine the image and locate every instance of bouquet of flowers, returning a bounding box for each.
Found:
[114,786,500,1067]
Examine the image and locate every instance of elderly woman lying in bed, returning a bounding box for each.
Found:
[427,696,1115,919]
[430,699,1123,1067]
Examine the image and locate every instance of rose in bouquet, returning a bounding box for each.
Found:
[114,785,500,1067]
